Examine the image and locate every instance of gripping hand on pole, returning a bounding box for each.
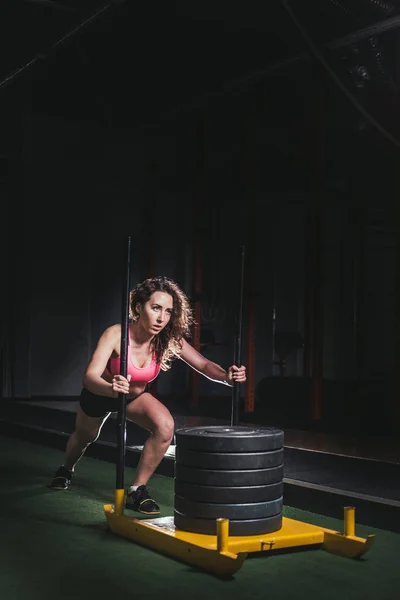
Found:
[111,374,131,398]
[226,365,246,385]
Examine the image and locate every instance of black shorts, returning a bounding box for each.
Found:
[79,387,149,418]
[79,388,120,418]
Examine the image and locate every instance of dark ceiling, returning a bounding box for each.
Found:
[2,0,400,138]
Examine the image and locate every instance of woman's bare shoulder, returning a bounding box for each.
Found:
[99,324,121,342]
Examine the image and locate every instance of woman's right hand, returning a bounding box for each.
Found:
[111,374,131,397]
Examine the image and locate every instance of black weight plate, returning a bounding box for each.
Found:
[174,463,284,486]
[174,479,283,503]
[174,495,283,520]
[174,510,283,536]
[175,425,284,453]
[175,447,283,470]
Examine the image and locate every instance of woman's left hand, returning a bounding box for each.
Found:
[111,374,131,397]
[227,365,246,384]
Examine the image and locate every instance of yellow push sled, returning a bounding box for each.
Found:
[105,492,374,577]
[104,238,374,578]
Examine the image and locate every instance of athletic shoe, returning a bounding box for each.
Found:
[49,465,73,490]
[125,485,160,515]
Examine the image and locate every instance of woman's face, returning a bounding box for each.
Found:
[137,291,173,334]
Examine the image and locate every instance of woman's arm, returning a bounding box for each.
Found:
[82,324,124,397]
[179,339,246,386]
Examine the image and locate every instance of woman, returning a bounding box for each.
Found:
[50,276,246,514]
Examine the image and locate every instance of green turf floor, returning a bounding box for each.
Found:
[1,433,399,600]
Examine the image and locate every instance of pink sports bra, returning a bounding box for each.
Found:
[108,329,161,385]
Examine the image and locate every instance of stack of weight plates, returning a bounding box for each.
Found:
[174,425,284,536]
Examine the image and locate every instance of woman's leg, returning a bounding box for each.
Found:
[63,407,110,471]
[50,408,110,489]
[126,393,175,487]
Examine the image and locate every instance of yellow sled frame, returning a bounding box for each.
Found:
[104,490,375,577]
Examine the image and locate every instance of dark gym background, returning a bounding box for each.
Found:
[1,0,400,439]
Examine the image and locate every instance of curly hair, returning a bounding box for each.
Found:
[129,276,194,371]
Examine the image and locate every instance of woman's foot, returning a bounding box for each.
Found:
[125,485,160,514]
[49,465,73,490]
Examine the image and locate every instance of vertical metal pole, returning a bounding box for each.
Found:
[231,245,245,426]
[242,84,262,414]
[190,242,202,408]
[303,64,325,422]
[394,34,400,431]
[116,235,131,491]
[244,299,255,413]
[190,112,207,409]
[310,208,323,421]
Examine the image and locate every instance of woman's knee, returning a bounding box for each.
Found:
[154,415,175,443]
[126,394,174,442]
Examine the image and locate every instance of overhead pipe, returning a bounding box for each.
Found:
[152,12,400,126]
[0,1,119,91]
